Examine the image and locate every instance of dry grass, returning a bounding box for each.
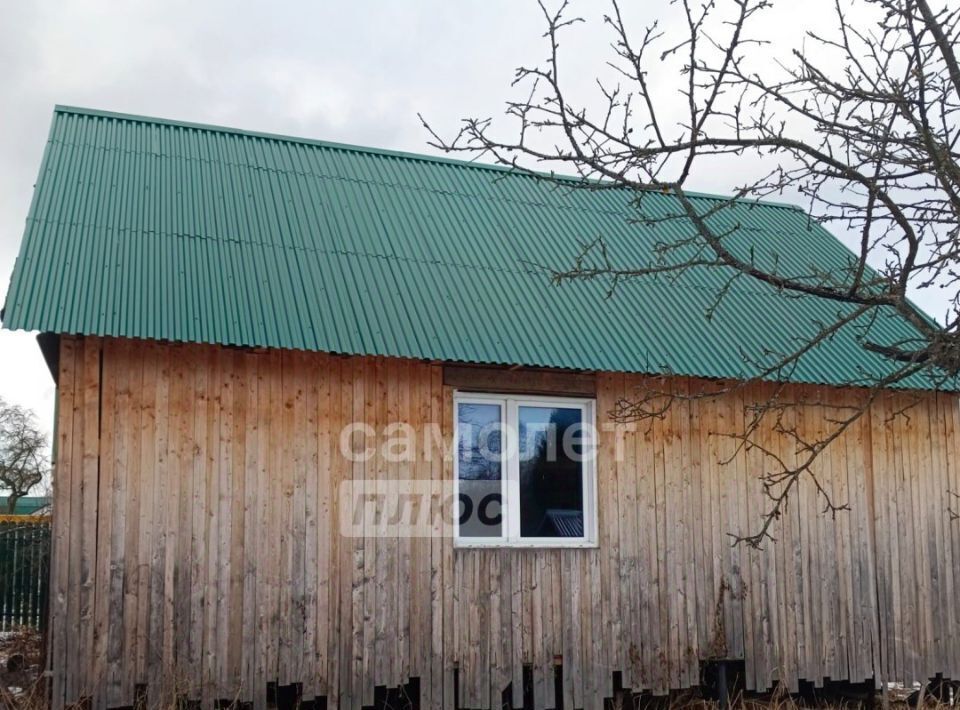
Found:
[609,685,957,710]
[0,626,45,710]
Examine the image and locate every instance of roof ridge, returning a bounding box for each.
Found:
[52,104,803,212]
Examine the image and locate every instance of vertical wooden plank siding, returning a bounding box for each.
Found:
[50,336,960,709]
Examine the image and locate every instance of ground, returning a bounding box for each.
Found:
[0,627,44,709]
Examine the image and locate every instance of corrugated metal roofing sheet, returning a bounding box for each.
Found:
[0,496,51,515]
[0,106,944,389]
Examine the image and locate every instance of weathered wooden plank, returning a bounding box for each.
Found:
[731,385,751,674]
[397,360,412,688]
[314,353,331,699]
[57,338,84,701]
[66,336,87,703]
[77,337,100,701]
[583,546,602,708]
[739,385,761,691]
[98,339,116,704]
[289,352,313,696]
[760,384,786,690]
[488,551,502,706]
[324,354,342,709]
[188,345,210,702]
[750,385,773,690]
[945,395,960,675]
[382,358,400,689]
[119,341,145,701]
[238,352,260,707]
[510,552,525,708]
[408,362,428,691]
[893,392,918,681]
[255,351,276,706]
[218,351,235,697]
[939,395,960,676]
[200,348,218,696]
[920,394,945,678]
[441,381,457,710]
[530,549,547,706]
[147,344,170,695]
[880,392,904,682]
[662,378,685,690]
[226,352,251,702]
[544,550,560,709]
[300,352,319,700]
[50,342,960,708]
[794,393,817,681]
[175,346,193,694]
[368,358,386,699]
[93,339,117,709]
[860,389,880,684]
[831,390,854,682]
[471,552,486,709]
[51,337,77,709]
[784,398,805,690]
[336,355,358,710]
[703,386,728,667]
[682,379,705,688]
[634,378,657,691]
[909,393,933,679]
[429,365,446,709]
[131,342,157,691]
[841,389,870,684]
[457,547,471,708]
[401,363,424,700]
[352,357,370,708]
[854,390,877,684]
[277,351,293,686]
[620,375,650,690]
[597,373,621,693]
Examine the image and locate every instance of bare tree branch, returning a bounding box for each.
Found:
[423,0,960,544]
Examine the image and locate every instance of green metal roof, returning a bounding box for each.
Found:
[1,106,946,389]
[0,496,51,515]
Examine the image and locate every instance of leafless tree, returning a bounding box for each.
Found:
[423,0,960,545]
[0,398,48,514]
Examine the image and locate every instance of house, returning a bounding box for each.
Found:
[0,495,51,516]
[2,105,959,710]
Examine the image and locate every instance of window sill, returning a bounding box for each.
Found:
[454,538,599,550]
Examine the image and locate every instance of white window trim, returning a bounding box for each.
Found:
[453,390,598,549]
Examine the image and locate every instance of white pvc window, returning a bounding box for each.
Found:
[453,392,598,548]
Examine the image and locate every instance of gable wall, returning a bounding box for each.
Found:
[49,335,960,709]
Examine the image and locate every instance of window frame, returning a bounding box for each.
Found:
[453,390,598,549]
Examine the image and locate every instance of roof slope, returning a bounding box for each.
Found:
[0,496,51,515]
[1,106,942,388]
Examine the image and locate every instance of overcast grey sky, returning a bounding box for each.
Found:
[0,0,949,444]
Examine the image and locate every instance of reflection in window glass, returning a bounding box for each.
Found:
[457,403,502,537]
[518,406,584,537]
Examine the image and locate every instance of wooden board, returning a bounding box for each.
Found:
[49,337,960,710]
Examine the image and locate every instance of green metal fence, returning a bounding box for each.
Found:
[0,516,50,630]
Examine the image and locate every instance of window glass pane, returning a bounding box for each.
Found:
[518,406,584,538]
[457,402,503,537]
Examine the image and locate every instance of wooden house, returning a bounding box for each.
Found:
[3,106,959,709]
